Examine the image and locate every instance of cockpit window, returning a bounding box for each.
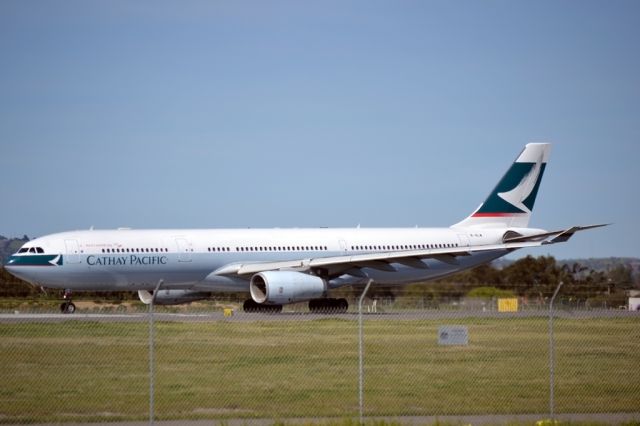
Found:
[17,247,44,254]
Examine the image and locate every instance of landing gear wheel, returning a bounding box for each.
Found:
[337,298,348,313]
[243,299,283,314]
[309,298,349,314]
[60,301,76,314]
[60,289,75,314]
[243,299,259,313]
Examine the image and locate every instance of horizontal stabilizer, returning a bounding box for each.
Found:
[547,224,610,243]
[503,224,610,244]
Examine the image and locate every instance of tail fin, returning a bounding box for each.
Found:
[452,143,551,229]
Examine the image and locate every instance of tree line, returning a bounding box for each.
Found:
[342,255,638,306]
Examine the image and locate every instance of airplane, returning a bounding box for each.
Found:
[4,143,605,314]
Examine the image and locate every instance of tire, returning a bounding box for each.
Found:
[60,302,76,314]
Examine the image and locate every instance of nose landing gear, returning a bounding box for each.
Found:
[60,289,76,314]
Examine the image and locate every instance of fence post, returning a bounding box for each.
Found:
[358,279,373,424]
[549,281,563,421]
[149,280,164,426]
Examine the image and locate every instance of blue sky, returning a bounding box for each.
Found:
[1,1,638,260]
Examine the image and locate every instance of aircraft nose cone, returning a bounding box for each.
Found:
[4,256,37,283]
[4,262,27,280]
[5,256,19,267]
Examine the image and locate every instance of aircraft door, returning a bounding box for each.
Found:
[64,239,81,264]
[457,234,470,247]
[175,238,192,262]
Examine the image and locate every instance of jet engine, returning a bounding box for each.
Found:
[137,289,210,305]
[250,271,327,305]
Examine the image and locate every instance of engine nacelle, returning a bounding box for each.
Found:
[138,289,210,305]
[250,271,327,305]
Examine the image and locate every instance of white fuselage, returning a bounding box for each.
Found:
[5,227,515,293]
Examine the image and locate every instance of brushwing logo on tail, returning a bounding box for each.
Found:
[474,152,546,216]
[496,152,543,214]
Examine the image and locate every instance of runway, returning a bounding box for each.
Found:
[1,308,638,323]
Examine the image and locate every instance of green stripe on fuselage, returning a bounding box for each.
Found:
[6,254,62,266]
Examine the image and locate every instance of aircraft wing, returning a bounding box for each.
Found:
[212,224,608,278]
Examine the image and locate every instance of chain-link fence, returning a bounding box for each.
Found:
[1,295,639,424]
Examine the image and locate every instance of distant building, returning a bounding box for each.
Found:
[628,297,640,311]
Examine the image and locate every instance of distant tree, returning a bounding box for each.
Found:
[466,286,515,299]
[607,264,634,290]
[471,264,503,286]
[402,281,465,302]
[502,255,566,298]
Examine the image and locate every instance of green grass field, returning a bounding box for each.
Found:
[0,316,638,423]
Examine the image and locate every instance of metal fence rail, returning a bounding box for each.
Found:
[0,297,639,424]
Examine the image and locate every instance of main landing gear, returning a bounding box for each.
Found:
[60,289,76,314]
[308,298,349,314]
[241,298,349,314]
[242,299,283,313]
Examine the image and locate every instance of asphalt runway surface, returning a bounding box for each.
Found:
[1,309,638,323]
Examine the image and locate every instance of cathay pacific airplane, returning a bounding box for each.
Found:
[5,143,605,313]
